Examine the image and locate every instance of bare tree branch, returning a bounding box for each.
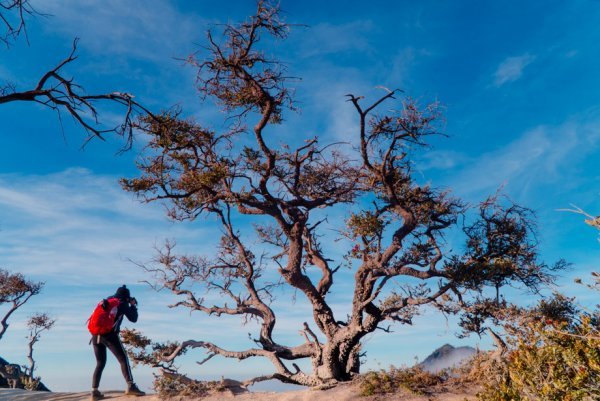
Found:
[0,0,35,46]
[0,39,152,150]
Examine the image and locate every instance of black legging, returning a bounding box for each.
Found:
[92,331,134,388]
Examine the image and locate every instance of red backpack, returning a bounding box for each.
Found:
[87,297,121,336]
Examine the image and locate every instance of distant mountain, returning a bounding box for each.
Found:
[419,344,477,372]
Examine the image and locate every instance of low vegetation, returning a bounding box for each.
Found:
[358,366,445,396]
[476,274,599,401]
[153,373,225,399]
[478,318,599,400]
[357,277,599,401]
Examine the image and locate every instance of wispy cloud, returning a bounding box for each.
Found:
[493,53,536,87]
[447,112,600,199]
[417,149,469,172]
[296,20,375,57]
[34,0,205,61]
[0,168,209,283]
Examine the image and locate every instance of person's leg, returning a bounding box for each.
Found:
[91,336,107,399]
[92,337,107,389]
[104,332,144,396]
[103,332,134,384]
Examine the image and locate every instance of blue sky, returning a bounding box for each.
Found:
[0,0,599,393]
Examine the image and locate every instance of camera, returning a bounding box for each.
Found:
[129,297,137,306]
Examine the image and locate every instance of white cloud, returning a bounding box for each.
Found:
[493,53,536,87]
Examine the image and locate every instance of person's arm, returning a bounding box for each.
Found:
[124,300,138,323]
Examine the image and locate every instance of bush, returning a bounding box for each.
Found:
[358,366,444,396]
[477,316,600,401]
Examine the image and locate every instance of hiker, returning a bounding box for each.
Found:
[88,285,145,400]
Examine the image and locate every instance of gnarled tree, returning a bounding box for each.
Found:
[122,1,565,387]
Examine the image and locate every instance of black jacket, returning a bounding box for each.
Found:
[110,296,138,333]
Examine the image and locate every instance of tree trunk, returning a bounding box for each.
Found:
[313,333,363,382]
[26,340,35,378]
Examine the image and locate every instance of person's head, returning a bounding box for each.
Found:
[115,285,131,301]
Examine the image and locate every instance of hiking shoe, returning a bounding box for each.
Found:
[91,389,105,400]
[125,383,146,396]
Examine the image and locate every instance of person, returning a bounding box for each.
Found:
[91,285,145,400]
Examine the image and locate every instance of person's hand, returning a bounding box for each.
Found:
[129,297,137,307]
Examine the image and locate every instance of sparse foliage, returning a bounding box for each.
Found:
[121,328,182,374]
[467,207,600,400]
[0,268,43,341]
[443,286,600,401]
[23,313,55,379]
[121,328,249,397]
[122,0,566,387]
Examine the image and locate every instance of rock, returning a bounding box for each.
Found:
[0,356,50,391]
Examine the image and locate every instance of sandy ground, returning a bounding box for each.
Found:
[0,385,478,401]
